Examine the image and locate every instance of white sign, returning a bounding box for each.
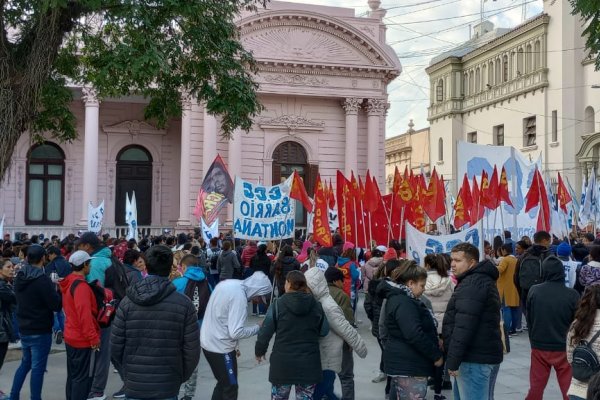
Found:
[307,208,338,235]
[87,201,105,234]
[233,176,295,241]
[125,192,138,240]
[457,141,541,239]
[201,218,219,243]
[406,221,484,267]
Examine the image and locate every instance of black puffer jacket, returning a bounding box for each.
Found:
[0,279,16,343]
[442,260,503,371]
[365,278,385,338]
[526,256,579,351]
[255,291,328,385]
[382,284,442,377]
[271,256,301,295]
[111,275,200,399]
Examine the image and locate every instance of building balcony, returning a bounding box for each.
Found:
[428,68,549,121]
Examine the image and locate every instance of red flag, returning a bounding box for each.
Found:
[392,167,402,196]
[557,172,572,213]
[498,166,513,207]
[290,171,313,212]
[328,180,335,210]
[336,171,355,243]
[453,188,471,229]
[525,169,551,231]
[480,170,491,209]
[483,166,500,210]
[312,174,332,247]
[460,174,473,210]
[407,179,426,232]
[471,176,484,224]
[423,168,446,221]
[365,171,381,213]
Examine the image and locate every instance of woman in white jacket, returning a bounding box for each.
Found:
[423,253,454,399]
[305,267,368,400]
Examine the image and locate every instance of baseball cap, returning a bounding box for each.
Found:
[69,250,94,268]
[376,245,388,252]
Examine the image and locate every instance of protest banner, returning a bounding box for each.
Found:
[233,176,295,241]
[87,201,105,234]
[201,218,219,243]
[125,192,137,240]
[193,155,234,225]
[406,221,484,266]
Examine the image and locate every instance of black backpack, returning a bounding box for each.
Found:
[208,250,221,273]
[519,251,548,291]
[70,279,116,328]
[571,330,600,382]
[104,255,130,303]
[182,278,212,320]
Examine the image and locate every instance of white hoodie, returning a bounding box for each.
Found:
[200,272,272,353]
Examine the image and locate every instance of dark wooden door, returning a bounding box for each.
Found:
[115,163,152,226]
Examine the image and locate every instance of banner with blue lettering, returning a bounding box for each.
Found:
[233,176,295,241]
[406,221,484,266]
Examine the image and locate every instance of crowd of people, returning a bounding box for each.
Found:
[0,228,599,399]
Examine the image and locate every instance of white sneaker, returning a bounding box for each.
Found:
[86,393,106,400]
[372,371,387,383]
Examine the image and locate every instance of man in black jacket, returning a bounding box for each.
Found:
[442,242,503,400]
[111,245,200,400]
[525,256,579,400]
[10,245,62,400]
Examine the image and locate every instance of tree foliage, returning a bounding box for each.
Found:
[570,0,600,70]
[0,0,266,180]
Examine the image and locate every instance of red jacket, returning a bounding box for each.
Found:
[59,274,100,348]
[241,245,258,267]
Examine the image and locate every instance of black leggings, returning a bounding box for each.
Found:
[0,341,8,370]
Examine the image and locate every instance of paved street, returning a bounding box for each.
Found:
[0,297,564,400]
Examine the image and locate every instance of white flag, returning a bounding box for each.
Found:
[581,169,596,226]
[87,201,105,234]
[0,215,4,239]
[126,192,138,240]
[201,218,219,243]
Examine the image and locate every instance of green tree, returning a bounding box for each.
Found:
[0,0,266,181]
[570,0,600,70]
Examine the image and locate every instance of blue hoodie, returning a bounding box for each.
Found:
[337,257,360,283]
[173,267,212,326]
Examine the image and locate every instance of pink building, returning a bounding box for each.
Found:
[0,0,401,237]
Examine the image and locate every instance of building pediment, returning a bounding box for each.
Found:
[238,11,399,74]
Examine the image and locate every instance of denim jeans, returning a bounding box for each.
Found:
[313,370,339,400]
[53,310,65,333]
[502,305,522,332]
[453,362,499,400]
[10,333,53,400]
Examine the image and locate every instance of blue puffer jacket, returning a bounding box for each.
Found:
[87,246,113,286]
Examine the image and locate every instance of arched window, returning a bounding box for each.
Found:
[495,58,501,84]
[115,145,153,226]
[503,55,509,82]
[438,138,444,161]
[517,48,524,75]
[525,44,532,72]
[436,79,444,102]
[273,141,316,226]
[488,61,494,86]
[26,142,65,225]
[534,40,541,70]
[585,106,596,134]
[475,68,481,93]
[463,73,468,96]
[469,71,474,95]
[482,64,487,87]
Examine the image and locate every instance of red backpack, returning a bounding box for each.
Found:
[70,279,116,328]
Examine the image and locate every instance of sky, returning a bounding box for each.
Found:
[282,0,544,137]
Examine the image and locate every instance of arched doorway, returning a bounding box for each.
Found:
[272,141,318,227]
[115,146,152,226]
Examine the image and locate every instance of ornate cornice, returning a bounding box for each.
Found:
[259,114,324,131]
[264,74,329,86]
[103,120,166,136]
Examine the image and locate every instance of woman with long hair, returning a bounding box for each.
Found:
[423,253,454,398]
[579,246,600,288]
[255,271,328,400]
[567,285,600,400]
[270,245,300,297]
[0,258,15,398]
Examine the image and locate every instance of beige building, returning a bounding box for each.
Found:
[426,1,600,193]
[384,120,430,193]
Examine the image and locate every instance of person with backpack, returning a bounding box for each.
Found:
[76,231,125,400]
[173,254,213,400]
[111,245,200,400]
[206,237,221,288]
[60,251,101,400]
[217,240,241,281]
[525,255,579,400]
[271,245,300,297]
[567,285,600,400]
[515,230,552,313]
[45,245,71,345]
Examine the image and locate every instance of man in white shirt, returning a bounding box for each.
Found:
[200,271,271,400]
[556,242,580,288]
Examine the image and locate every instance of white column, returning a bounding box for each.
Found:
[80,87,100,226]
[177,95,192,226]
[227,129,242,224]
[367,98,386,183]
[203,106,218,176]
[342,98,361,176]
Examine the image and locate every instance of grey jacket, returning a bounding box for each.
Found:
[217,250,240,280]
